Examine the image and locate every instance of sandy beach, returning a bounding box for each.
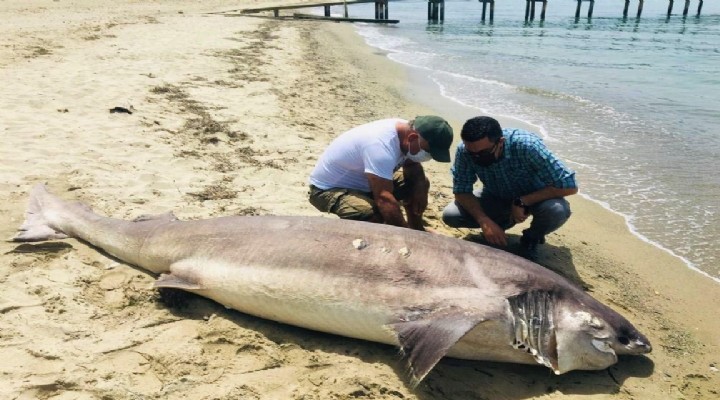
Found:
[1,1,719,399]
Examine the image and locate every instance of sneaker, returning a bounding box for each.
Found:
[519,234,543,261]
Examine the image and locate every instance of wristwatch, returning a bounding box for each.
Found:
[513,197,528,209]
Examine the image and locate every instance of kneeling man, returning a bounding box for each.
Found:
[309,116,453,231]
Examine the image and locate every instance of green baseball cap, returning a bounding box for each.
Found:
[413,115,454,162]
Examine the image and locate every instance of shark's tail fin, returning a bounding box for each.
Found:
[12,184,70,242]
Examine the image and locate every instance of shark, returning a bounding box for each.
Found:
[13,184,651,385]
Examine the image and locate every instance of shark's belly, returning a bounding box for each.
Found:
[174,259,402,345]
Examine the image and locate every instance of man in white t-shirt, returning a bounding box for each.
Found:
[308,115,453,231]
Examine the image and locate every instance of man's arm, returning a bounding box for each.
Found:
[517,186,578,207]
[366,173,408,228]
[511,186,577,224]
[401,161,430,230]
[521,138,578,206]
[450,144,508,245]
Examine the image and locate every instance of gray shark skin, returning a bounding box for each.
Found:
[13,184,651,385]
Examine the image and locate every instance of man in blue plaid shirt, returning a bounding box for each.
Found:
[442,116,578,260]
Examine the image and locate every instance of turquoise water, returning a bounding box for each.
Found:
[350,0,720,282]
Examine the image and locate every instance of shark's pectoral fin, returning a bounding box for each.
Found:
[388,311,487,386]
[154,272,203,290]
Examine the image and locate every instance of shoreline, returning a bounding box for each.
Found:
[578,193,720,285]
[1,2,718,398]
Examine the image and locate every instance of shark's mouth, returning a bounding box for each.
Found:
[508,290,559,371]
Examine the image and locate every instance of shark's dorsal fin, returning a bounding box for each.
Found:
[388,310,487,386]
[154,271,203,290]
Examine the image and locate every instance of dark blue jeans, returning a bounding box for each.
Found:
[442,189,571,242]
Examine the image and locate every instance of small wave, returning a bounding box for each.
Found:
[434,70,515,89]
[562,158,591,168]
[427,74,549,139]
[516,86,590,103]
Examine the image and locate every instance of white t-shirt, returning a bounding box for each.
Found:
[309,118,407,192]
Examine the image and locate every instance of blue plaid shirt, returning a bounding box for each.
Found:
[451,129,577,199]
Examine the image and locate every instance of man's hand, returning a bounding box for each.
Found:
[480,218,507,247]
[454,193,508,246]
[405,187,428,231]
[367,173,407,228]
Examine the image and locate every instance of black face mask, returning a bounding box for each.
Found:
[468,142,499,167]
[471,152,498,167]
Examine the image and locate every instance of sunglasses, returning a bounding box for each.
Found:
[466,141,499,157]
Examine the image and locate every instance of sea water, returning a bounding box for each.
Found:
[348,0,720,281]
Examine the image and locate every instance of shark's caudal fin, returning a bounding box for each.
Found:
[389,311,487,387]
[12,184,70,242]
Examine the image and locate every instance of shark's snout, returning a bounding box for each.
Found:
[613,332,652,355]
[629,337,652,354]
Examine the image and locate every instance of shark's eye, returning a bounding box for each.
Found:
[617,336,630,345]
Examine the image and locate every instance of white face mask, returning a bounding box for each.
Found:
[406,148,433,163]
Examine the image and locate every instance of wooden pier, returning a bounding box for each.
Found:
[215,0,710,24]
[217,0,396,23]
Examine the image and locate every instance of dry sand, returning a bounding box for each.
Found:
[1,1,718,399]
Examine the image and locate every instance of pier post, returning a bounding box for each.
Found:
[683,0,690,16]
[623,0,630,18]
[637,0,644,18]
[531,0,536,21]
[526,1,532,21]
[375,0,388,20]
[575,0,594,20]
[324,5,330,17]
[697,0,704,16]
[667,0,674,16]
[478,0,495,22]
[575,0,581,19]
[525,0,547,22]
[428,0,444,22]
